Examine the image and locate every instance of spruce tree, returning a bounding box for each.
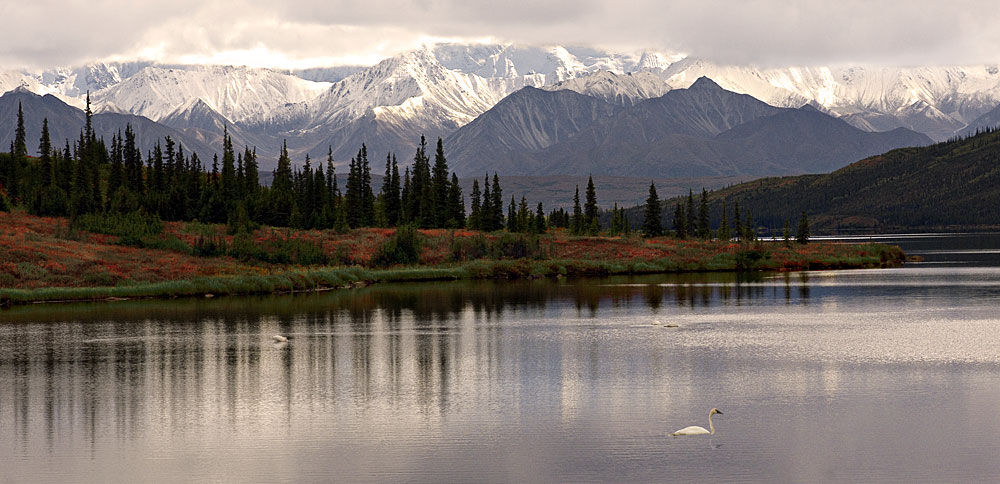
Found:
[70,132,94,218]
[345,156,360,228]
[584,175,598,234]
[60,140,74,194]
[432,138,450,227]
[744,211,756,242]
[220,128,237,205]
[13,102,26,157]
[673,202,686,239]
[481,174,492,230]
[107,129,123,203]
[571,185,583,235]
[642,182,662,237]
[245,147,260,198]
[164,136,176,185]
[295,153,314,228]
[448,173,464,227]
[469,178,481,230]
[360,144,374,226]
[733,201,742,241]
[535,202,546,234]
[9,101,27,197]
[122,125,142,193]
[698,188,710,239]
[412,136,434,227]
[270,141,295,227]
[686,189,696,237]
[507,196,517,232]
[717,201,730,241]
[796,211,810,245]
[38,118,53,187]
[491,173,503,231]
[518,196,530,233]
[186,153,203,218]
[151,142,164,192]
[610,203,621,235]
[312,162,328,228]
[399,167,411,225]
[381,154,399,226]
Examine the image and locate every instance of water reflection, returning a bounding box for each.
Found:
[2,267,1000,483]
[0,274,800,457]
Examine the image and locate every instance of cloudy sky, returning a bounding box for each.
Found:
[2,0,999,69]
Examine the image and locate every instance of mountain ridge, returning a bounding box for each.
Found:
[3,43,999,170]
[446,78,932,177]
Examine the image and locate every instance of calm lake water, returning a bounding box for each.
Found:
[2,234,1000,483]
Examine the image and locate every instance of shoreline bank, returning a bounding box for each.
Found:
[1,249,903,307]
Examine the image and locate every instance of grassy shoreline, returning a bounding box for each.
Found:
[1,210,905,306]
[1,248,904,307]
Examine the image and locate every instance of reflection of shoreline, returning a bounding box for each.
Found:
[1,273,805,323]
[3,264,1000,483]
[0,273,820,451]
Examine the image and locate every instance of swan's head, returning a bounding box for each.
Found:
[710,408,722,415]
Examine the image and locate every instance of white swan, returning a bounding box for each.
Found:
[671,408,722,436]
[272,335,288,343]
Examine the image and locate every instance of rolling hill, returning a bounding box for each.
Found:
[680,129,1000,233]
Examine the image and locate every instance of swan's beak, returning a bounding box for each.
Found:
[717,411,723,415]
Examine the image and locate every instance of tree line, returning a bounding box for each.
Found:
[641,182,809,243]
[0,97,808,242]
[0,98,561,235]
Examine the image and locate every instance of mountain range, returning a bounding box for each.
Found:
[445,78,932,177]
[0,87,216,159]
[1,43,999,175]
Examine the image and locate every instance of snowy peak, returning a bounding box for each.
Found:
[161,98,229,132]
[428,43,674,82]
[94,65,332,124]
[637,51,680,71]
[660,59,1000,140]
[544,70,671,106]
[445,86,621,175]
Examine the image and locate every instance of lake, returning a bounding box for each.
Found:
[2,234,999,483]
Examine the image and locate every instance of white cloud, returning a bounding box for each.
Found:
[1,0,999,69]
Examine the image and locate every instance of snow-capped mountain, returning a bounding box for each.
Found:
[444,86,623,175]
[543,71,671,106]
[93,65,332,125]
[657,59,1000,140]
[0,62,154,108]
[0,87,217,160]
[5,42,1000,172]
[266,44,673,162]
[444,78,932,178]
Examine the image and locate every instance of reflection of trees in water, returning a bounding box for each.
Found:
[0,272,814,453]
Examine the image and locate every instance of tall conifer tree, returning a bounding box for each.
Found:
[584,175,598,234]
[643,182,662,237]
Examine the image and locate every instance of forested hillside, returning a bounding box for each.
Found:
[697,129,1000,232]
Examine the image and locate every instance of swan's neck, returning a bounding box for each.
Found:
[708,412,715,435]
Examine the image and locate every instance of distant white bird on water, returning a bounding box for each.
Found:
[671,408,722,436]
[272,335,288,343]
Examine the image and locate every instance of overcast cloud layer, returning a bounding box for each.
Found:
[2,0,999,69]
